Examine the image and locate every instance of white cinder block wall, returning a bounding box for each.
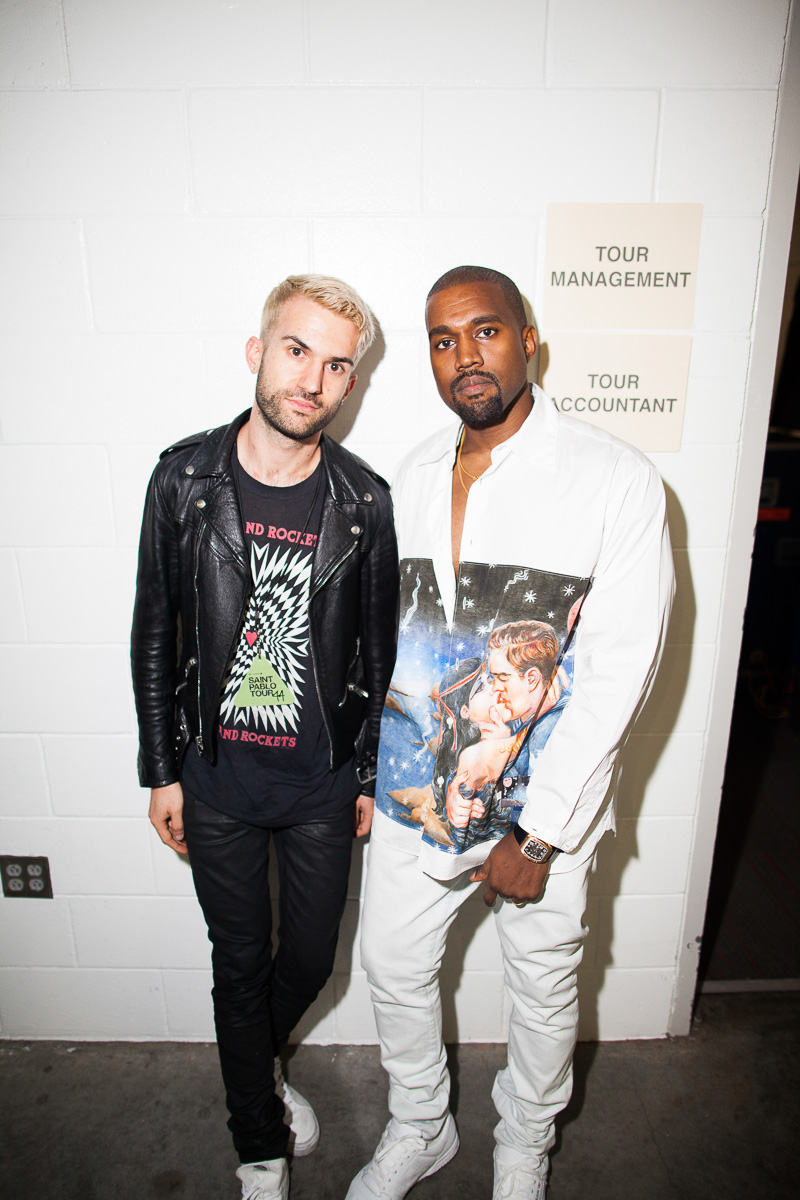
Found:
[0,0,797,1042]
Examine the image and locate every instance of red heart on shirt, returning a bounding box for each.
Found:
[245,631,257,647]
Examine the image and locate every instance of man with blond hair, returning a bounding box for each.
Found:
[132,275,398,1200]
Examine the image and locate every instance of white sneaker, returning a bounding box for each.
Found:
[236,1158,289,1200]
[274,1056,320,1156]
[345,1114,459,1199]
[492,1145,548,1199]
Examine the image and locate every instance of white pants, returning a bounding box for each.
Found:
[360,818,594,1159]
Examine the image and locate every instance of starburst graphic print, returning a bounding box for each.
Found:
[218,540,314,733]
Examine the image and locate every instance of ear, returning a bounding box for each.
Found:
[245,337,263,375]
[460,704,469,718]
[525,667,542,688]
[522,324,538,362]
[343,372,358,400]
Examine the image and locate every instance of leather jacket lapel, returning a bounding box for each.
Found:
[312,498,362,594]
[199,474,248,570]
[312,436,368,594]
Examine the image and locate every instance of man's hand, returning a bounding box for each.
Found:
[149,782,188,854]
[470,831,550,907]
[354,794,375,838]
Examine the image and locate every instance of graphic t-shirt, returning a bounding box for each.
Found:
[375,558,590,874]
[181,452,358,824]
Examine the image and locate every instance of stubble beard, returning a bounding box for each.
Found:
[449,371,505,428]
[254,378,338,443]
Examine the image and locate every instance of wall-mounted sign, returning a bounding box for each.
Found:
[544,203,702,329]
[541,333,692,452]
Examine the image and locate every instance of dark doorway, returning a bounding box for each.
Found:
[698,180,800,991]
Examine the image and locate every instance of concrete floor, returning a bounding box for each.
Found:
[1,992,798,1200]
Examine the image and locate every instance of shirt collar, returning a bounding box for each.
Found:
[417,385,559,475]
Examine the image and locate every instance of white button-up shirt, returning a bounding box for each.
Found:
[376,388,674,880]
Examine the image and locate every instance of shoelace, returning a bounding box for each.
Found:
[496,1160,546,1199]
[240,1167,281,1200]
[370,1128,428,1184]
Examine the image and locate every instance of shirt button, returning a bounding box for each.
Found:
[351,525,361,535]
[364,492,372,502]
[185,465,195,476]
[196,499,206,509]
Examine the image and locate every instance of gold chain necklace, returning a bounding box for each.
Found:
[455,428,482,495]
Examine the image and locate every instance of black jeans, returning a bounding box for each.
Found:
[182,794,354,1163]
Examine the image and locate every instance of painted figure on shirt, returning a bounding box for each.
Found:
[378,557,590,857]
[427,619,575,852]
[487,621,561,727]
[445,670,516,827]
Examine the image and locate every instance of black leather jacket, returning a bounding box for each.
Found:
[131,410,399,796]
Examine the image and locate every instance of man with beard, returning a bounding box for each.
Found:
[131,275,398,1200]
[347,266,673,1200]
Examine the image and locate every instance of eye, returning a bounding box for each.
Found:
[434,337,455,351]
[289,345,304,357]
[476,326,497,339]
[329,362,344,373]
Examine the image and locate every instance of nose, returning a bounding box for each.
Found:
[299,358,325,395]
[455,335,483,372]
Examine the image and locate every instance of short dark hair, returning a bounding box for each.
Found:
[427,266,527,330]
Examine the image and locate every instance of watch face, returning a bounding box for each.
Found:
[521,837,552,863]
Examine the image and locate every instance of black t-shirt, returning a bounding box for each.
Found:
[181,450,359,825]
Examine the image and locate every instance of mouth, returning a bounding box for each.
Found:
[285,391,321,413]
[454,373,496,397]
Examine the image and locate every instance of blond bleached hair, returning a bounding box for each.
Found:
[260,274,376,364]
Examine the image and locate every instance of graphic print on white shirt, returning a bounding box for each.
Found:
[218,538,314,734]
[376,558,590,859]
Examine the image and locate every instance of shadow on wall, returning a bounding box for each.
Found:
[577,482,693,1040]
[325,324,386,446]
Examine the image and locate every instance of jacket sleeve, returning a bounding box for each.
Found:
[130,464,182,789]
[519,458,675,852]
[357,486,400,795]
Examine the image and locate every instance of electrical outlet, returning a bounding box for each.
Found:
[0,856,53,899]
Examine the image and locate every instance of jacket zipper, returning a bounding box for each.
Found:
[193,521,205,753]
[175,656,197,701]
[309,536,360,769]
[192,483,264,761]
[340,637,367,704]
[309,537,359,598]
